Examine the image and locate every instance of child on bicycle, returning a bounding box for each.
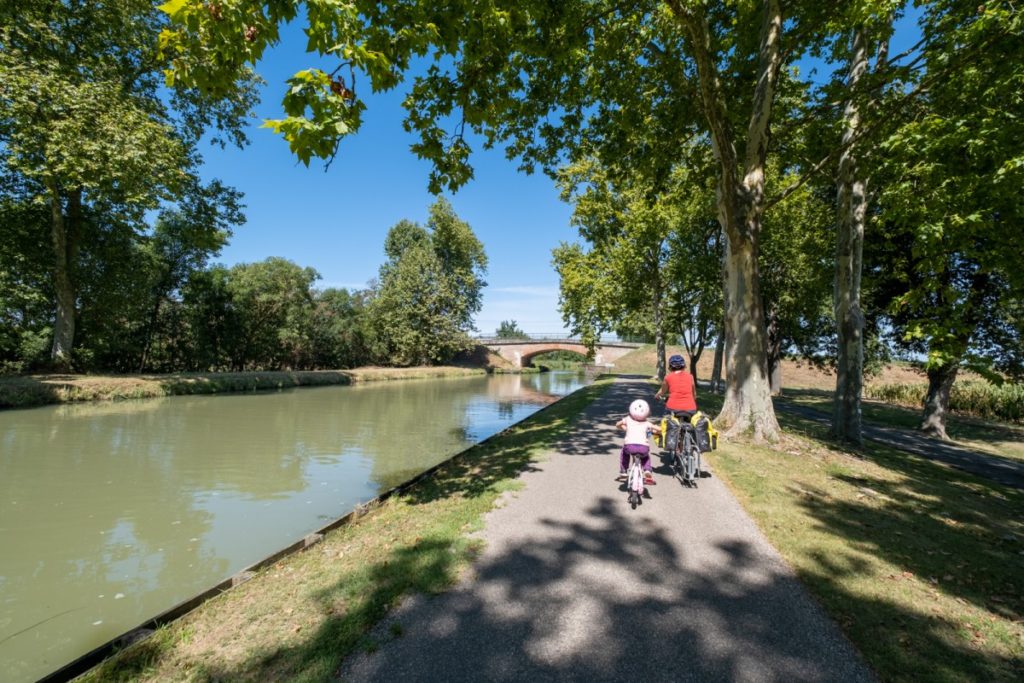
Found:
[615,399,661,485]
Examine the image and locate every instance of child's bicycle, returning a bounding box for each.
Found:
[625,451,647,509]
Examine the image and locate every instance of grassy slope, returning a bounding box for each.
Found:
[78,380,612,682]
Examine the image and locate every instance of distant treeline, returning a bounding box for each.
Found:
[0,198,487,374]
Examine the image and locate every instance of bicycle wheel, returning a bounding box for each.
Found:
[677,433,691,485]
[628,462,643,508]
[673,446,686,484]
[686,445,700,486]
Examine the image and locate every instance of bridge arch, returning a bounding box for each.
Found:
[480,337,641,370]
[520,345,590,368]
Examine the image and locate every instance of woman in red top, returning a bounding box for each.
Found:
[654,354,697,418]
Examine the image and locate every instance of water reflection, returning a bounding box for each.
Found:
[0,372,587,682]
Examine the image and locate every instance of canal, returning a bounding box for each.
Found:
[0,371,588,682]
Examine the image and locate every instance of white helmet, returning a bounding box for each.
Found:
[629,399,650,421]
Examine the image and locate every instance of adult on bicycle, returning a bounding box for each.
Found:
[655,354,697,418]
[654,354,697,463]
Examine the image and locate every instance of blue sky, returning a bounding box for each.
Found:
[198,24,574,336]
[197,11,923,337]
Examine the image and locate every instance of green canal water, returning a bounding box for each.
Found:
[0,372,588,682]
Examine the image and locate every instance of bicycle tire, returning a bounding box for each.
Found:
[673,447,686,484]
[677,432,693,486]
[687,444,700,486]
[627,460,644,509]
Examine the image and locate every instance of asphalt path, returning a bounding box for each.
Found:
[339,377,874,682]
[775,401,1024,489]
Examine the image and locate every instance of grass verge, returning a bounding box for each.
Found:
[77,379,612,682]
[704,391,1024,682]
[0,366,490,410]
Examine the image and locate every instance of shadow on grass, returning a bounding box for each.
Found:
[766,410,1024,680]
[0,375,64,408]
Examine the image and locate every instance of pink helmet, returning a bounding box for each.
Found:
[629,399,650,420]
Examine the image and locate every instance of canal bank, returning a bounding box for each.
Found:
[1,372,594,682]
[0,366,503,410]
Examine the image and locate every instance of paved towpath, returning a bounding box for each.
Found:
[774,401,1024,489]
[340,377,874,682]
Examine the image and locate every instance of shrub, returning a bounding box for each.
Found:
[865,381,1024,423]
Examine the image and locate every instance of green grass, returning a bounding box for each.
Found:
[0,367,489,410]
[78,379,612,682]
[706,391,1024,682]
[778,388,1024,463]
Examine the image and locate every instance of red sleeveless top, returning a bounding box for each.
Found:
[664,371,697,412]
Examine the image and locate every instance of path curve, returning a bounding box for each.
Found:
[340,378,874,682]
[775,401,1024,490]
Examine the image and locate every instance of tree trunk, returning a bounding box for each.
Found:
[920,363,958,439]
[766,302,783,395]
[833,28,870,446]
[672,0,783,441]
[46,181,80,371]
[718,234,780,440]
[710,328,724,393]
[137,297,164,373]
[653,271,666,380]
[918,269,986,441]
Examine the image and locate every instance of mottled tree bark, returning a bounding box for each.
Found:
[688,346,703,383]
[718,233,779,440]
[918,271,986,440]
[833,29,870,446]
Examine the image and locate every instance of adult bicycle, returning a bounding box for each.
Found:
[666,415,702,488]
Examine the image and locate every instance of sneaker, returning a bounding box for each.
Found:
[644,473,656,485]
[616,470,627,481]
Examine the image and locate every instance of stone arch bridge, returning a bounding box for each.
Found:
[479,336,642,369]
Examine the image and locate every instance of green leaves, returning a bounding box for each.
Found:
[261,68,364,165]
[370,199,487,365]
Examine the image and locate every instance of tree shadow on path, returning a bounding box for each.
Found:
[335,495,873,682]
